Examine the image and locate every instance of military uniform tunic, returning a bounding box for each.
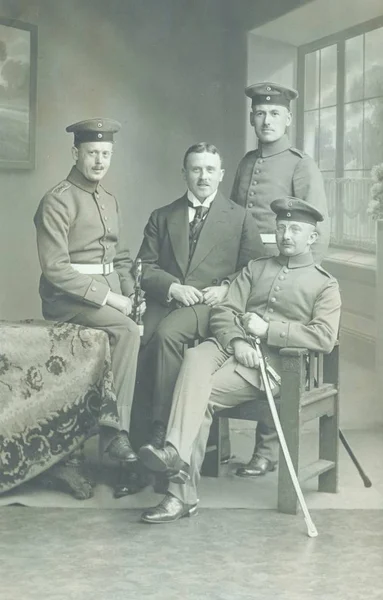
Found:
[164,252,341,505]
[231,135,330,262]
[34,166,140,431]
[34,166,135,321]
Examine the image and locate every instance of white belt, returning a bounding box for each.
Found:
[260,233,276,245]
[71,262,114,275]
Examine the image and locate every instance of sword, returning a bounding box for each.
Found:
[252,336,318,538]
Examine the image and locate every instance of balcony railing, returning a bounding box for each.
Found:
[324,178,376,252]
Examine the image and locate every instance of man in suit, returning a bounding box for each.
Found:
[231,82,331,478]
[124,142,264,495]
[34,119,142,482]
[138,198,341,523]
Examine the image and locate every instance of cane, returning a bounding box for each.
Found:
[253,337,318,538]
[339,430,372,488]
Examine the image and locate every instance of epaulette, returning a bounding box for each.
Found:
[289,147,304,158]
[99,184,114,197]
[51,180,71,195]
[243,149,259,160]
[253,256,270,263]
[314,264,333,278]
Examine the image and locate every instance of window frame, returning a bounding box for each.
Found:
[296,15,383,179]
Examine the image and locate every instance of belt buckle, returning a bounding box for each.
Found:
[103,263,110,276]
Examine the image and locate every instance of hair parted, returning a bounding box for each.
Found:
[183,142,222,168]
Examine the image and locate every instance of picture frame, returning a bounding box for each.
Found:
[0,18,37,170]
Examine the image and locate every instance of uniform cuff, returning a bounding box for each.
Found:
[216,329,245,351]
[84,280,110,306]
[267,321,290,347]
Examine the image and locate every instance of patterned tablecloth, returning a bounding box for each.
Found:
[0,320,119,493]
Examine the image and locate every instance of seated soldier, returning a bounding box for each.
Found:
[34,119,143,497]
[138,197,341,523]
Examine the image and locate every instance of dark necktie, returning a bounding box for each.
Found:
[189,203,210,239]
[188,202,210,260]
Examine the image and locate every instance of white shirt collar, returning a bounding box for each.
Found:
[187,189,218,208]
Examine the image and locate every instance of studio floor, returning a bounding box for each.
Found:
[1,345,382,599]
[0,427,382,600]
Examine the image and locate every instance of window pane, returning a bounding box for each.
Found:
[365,27,383,98]
[322,171,336,180]
[345,35,364,102]
[344,101,363,169]
[319,106,337,170]
[304,110,319,161]
[320,45,337,107]
[343,170,367,179]
[305,51,320,110]
[364,97,383,170]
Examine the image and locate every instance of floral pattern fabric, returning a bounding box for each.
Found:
[0,320,119,493]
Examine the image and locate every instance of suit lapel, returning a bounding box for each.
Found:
[166,195,189,276]
[187,192,232,275]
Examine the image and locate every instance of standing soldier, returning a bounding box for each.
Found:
[231,82,330,478]
[34,119,142,496]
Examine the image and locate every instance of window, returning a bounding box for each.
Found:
[297,18,383,251]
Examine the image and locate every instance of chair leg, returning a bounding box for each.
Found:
[318,410,339,493]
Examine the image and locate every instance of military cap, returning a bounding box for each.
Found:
[271,197,324,225]
[66,118,121,144]
[245,82,298,109]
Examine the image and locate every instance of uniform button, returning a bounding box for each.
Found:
[280,332,286,338]
[249,192,255,196]
[94,192,99,199]
[91,286,97,292]
[258,159,263,164]
[270,297,276,303]
[268,308,274,313]
[252,181,258,185]
[248,202,254,208]
[104,216,108,221]
[255,169,260,174]
[101,204,105,210]
[107,227,111,232]
[279,275,285,281]
[283,267,289,273]
[106,244,110,249]
[264,316,270,322]
[275,286,280,291]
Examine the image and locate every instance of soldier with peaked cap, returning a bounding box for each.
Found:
[137,198,341,524]
[34,119,142,494]
[231,82,331,478]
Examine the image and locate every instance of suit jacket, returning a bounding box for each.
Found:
[137,191,264,344]
[209,253,341,389]
[34,166,134,321]
[230,134,330,262]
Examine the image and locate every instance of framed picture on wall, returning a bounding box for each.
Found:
[0,18,37,169]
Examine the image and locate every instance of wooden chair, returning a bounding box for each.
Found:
[201,343,340,514]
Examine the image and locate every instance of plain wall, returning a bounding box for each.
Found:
[0,0,249,320]
[246,33,297,151]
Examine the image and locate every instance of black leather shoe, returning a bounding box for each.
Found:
[236,456,277,478]
[138,444,190,484]
[141,493,198,524]
[114,468,150,498]
[150,421,166,449]
[107,432,137,463]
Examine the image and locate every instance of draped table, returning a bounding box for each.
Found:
[0,320,119,493]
